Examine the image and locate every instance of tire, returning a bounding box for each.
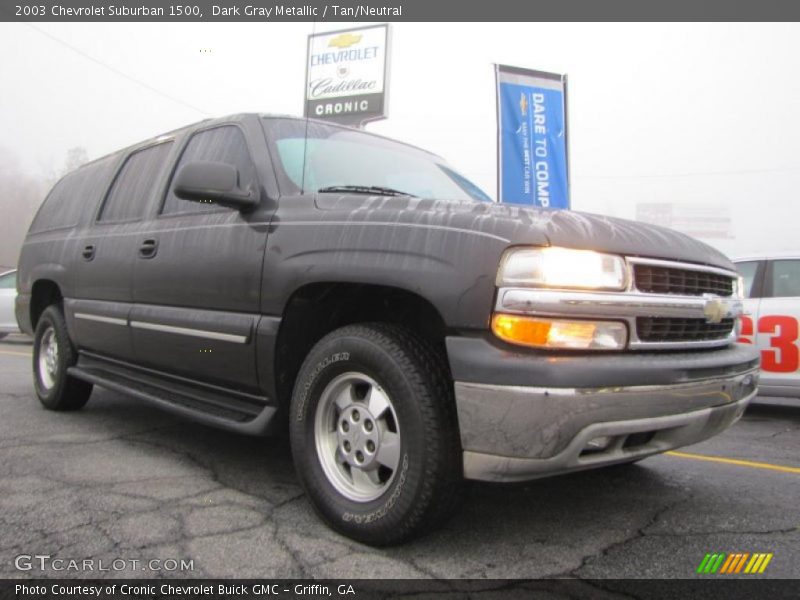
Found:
[33,305,92,411]
[290,323,463,546]
[0,333,7,340]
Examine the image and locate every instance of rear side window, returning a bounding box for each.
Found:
[29,156,116,233]
[98,142,173,223]
[769,259,800,298]
[162,126,255,215]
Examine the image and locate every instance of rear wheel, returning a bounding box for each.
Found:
[290,323,462,546]
[33,305,92,411]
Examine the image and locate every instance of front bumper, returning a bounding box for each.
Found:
[448,337,760,482]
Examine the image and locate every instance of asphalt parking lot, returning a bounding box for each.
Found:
[1,334,798,580]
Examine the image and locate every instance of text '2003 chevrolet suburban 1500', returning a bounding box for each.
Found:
[16,114,759,545]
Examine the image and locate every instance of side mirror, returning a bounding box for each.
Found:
[173,161,259,210]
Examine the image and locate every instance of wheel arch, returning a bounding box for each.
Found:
[273,281,450,411]
[30,279,64,330]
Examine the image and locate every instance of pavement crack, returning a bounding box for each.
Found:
[765,425,800,439]
[646,525,798,537]
[120,435,290,507]
[270,520,312,578]
[562,495,688,578]
[0,424,180,451]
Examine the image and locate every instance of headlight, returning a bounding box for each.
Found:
[497,247,627,290]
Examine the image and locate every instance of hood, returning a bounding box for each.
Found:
[313,194,735,271]
[510,207,735,270]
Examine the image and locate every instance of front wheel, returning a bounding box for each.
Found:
[290,323,462,546]
[33,305,92,411]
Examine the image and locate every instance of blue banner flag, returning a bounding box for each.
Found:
[496,65,570,208]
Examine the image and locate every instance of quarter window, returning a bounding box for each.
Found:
[769,260,800,298]
[162,126,255,215]
[29,156,116,232]
[98,142,174,222]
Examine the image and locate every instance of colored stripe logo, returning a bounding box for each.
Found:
[697,552,773,574]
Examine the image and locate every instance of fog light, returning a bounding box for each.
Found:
[587,436,613,450]
[491,314,627,350]
[582,435,614,454]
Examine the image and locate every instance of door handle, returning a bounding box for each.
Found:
[82,244,95,261]
[138,239,158,258]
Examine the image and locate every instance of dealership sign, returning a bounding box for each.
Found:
[496,65,570,209]
[305,24,390,126]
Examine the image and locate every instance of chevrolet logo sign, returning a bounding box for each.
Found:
[702,296,729,324]
[329,33,362,49]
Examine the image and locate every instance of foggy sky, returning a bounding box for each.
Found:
[1,22,798,260]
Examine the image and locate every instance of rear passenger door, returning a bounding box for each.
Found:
[131,121,273,394]
[69,141,174,362]
[755,259,800,392]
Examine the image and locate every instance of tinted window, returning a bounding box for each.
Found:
[98,142,173,222]
[29,156,116,232]
[0,271,15,289]
[162,126,255,215]
[736,261,759,298]
[770,260,800,298]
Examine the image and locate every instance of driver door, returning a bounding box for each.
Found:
[131,120,274,394]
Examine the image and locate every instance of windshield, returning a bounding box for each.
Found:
[264,118,492,202]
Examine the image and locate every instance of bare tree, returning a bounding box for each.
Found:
[0,146,90,268]
[63,146,89,174]
[0,149,45,268]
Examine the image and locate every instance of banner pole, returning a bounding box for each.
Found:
[494,63,502,203]
[563,72,571,209]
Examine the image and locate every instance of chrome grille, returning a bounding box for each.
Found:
[636,317,735,343]
[634,265,734,297]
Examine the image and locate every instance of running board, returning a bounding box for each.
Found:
[67,363,277,436]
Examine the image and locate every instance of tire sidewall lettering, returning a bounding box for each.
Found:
[294,351,350,421]
[341,453,409,524]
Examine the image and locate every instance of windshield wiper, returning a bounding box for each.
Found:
[317,185,416,197]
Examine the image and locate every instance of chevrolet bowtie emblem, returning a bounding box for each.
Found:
[329,33,362,49]
[703,297,728,324]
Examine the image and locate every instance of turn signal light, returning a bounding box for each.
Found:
[491,314,627,350]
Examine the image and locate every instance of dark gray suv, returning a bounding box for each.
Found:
[16,114,759,545]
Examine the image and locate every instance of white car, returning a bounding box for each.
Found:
[734,255,800,398]
[0,269,20,339]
